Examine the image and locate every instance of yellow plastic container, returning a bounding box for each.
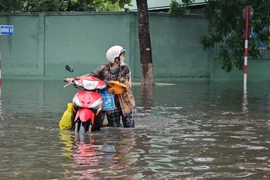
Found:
[107,81,128,94]
[59,103,73,130]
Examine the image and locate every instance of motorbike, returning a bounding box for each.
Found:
[63,64,120,134]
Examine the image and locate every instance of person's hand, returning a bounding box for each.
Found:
[65,78,75,83]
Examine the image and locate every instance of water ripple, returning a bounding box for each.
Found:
[1,81,270,179]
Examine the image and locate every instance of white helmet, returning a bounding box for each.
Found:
[106,45,126,63]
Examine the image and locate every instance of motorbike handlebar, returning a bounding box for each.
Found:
[64,78,76,82]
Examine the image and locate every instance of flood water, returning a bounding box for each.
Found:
[1,80,270,180]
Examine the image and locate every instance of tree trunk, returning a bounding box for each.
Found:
[136,0,155,86]
[141,84,154,108]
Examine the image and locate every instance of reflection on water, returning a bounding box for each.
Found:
[59,129,137,179]
[1,80,270,179]
[140,85,154,108]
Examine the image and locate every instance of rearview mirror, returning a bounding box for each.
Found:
[110,67,120,74]
[65,64,74,73]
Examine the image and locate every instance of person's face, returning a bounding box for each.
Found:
[119,52,125,62]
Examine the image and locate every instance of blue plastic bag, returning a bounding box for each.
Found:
[100,89,115,111]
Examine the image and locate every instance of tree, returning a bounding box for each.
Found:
[67,0,131,12]
[135,0,194,85]
[0,0,131,12]
[200,0,270,72]
[136,0,154,85]
[0,0,25,12]
[169,0,194,16]
[24,0,67,12]
[170,0,270,72]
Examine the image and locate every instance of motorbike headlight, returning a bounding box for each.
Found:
[83,80,99,90]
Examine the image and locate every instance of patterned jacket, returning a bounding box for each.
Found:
[89,63,135,116]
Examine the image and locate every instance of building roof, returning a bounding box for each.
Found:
[129,0,206,11]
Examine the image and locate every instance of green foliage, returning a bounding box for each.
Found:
[0,0,25,12]
[0,0,131,12]
[67,0,130,12]
[201,0,270,72]
[24,0,67,12]
[169,0,195,16]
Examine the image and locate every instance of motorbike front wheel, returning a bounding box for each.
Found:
[73,120,91,134]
